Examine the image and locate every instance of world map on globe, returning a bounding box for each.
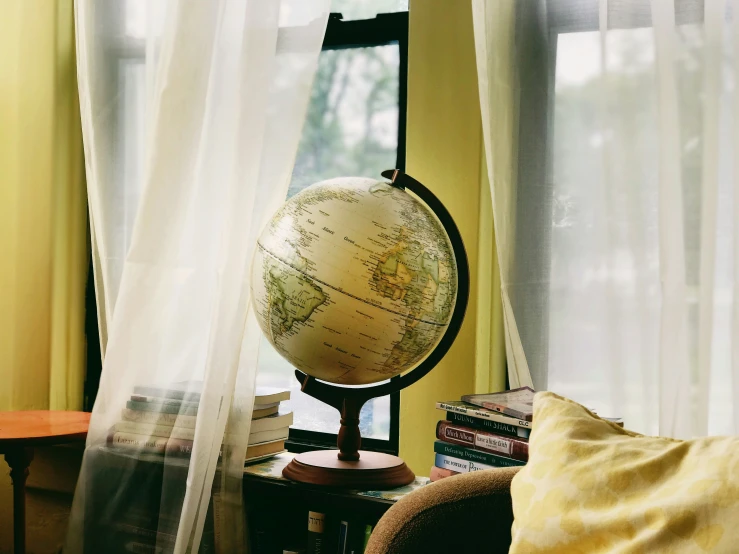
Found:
[251,177,458,385]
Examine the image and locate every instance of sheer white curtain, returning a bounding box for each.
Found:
[474,0,739,438]
[68,1,329,552]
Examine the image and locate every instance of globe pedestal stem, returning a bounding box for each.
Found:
[281,373,415,489]
[337,398,362,462]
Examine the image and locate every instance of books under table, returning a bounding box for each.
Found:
[108,384,292,463]
[244,453,429,554]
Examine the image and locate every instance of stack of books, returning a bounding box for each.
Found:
[280,511,375,554]
[107,382,292,463]
[430,387,535,481]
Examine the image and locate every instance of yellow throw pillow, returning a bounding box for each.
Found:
[510,392,739,553]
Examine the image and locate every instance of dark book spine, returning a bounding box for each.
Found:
[446,412,530,439]
[126,400,199,416]
[338,521,349,554]
[307,511,325,554]
[436,421,529,461]
[433,440,525,467]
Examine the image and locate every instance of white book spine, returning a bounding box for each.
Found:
[434,453,494,473]
[121,408,197,429]
[114,421,195,441]
[436,402,532,429]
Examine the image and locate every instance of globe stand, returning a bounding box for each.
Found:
[282,169,470,489]
[282,377,415,489]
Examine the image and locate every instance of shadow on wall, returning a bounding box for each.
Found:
[0,446,83,554]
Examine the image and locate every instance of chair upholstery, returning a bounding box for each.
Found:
[365,467,520,554]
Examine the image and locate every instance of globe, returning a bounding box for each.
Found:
[251,176,459,386]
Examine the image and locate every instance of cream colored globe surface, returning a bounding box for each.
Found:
[251,176,458,385]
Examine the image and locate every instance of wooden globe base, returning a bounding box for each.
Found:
[282,450,415,489]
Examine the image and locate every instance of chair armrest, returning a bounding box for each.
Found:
[366,467,520,554]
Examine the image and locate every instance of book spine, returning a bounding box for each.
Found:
[133,386,201,402]
[126,400,198,416]
[434,453,494,473]
[436,421,528,461]
[435,402,531,429]
[446,411,530,439]
[433,440,525,467]
[250,411,294,433]
[306,511,325,554]
[253,406,279,419]
[338,521,349,554]
[249,428,289,445]
[107,431,194,456]
[362,525,373,553]
[130,395,199,408]
[113,421,196,441]
[212,493,222,554]
[429,465,459,482]
[121,408,197,428]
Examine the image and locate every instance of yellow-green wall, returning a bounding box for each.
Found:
[0,0,86,412]
[399,0,505,475]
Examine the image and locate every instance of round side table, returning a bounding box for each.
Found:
[0,411,90,554]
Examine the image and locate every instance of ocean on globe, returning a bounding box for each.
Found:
[251,177,458,386]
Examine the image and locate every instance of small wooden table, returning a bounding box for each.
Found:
[0,411,90,554]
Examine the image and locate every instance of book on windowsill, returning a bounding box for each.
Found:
[436,400,531,430]
[461,386,535,422]
[133,382,290,405]
[126,384,288,415]
[107,431,286,460]
[112,411,292,443]
[109,384,291,464]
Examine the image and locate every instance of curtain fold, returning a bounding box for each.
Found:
[473,0,739,437]
[68,1,329,552]
[471,0,535,391]
[0,0,87,411]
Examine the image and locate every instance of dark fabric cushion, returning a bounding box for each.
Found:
[366,467,519,554]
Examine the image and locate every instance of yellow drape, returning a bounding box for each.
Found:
[0,0,87,411]
[400,0,506,474]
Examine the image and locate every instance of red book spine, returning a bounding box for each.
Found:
[430,465,459,482]
[436,421,529,461]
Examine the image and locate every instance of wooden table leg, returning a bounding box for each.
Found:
[4,448,34,554]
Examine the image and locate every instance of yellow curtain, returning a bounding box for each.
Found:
[0,0,87,411]
[400,0,506,474]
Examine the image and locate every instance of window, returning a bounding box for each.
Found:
[84,1,409,455]
[256,5,409,454]
[508,0,726,435]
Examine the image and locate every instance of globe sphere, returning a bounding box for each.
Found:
[251,177,458,385]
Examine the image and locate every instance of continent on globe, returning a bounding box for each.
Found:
[251,177,458,385]
[263,255,326,337]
